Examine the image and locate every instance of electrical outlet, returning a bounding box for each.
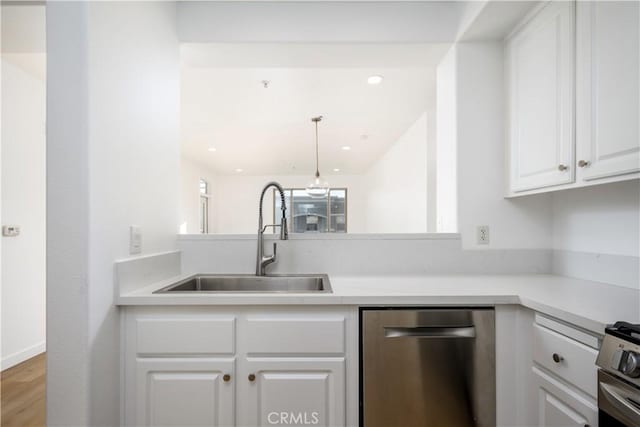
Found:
[2,225,20,237]
[477,225,490,245]
[129,225,142,255]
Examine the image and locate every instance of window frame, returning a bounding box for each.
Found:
[273,187,348,233]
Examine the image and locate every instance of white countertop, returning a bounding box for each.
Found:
[117,274,640,335]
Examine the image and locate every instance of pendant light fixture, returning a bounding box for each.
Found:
[306,116,330,198]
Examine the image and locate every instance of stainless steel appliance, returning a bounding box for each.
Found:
[361,308,495,427]
[596,322,640,426]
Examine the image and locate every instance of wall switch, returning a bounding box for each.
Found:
[2,225,20,237]
[129,225,142,255]
[477,225,490,245]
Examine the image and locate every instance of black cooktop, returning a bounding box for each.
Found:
[606,321,640,345]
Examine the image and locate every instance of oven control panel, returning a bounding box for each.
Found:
[597,334,640,386]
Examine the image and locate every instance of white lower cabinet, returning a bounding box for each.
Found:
[123,306,357,427]
[532,367,597,427]
[527,314,600,427]
[126,304,603,427]
[241,358,345,427]
[135,358,235,427]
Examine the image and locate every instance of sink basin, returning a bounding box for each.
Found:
[153,274,332,294]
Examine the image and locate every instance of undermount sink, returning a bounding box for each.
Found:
[153,274,332,294]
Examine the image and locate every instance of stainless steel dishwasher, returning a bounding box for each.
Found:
[361,308,495,427]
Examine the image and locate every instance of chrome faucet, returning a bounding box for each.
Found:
[256,182,288,276]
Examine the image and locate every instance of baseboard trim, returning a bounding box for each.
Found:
[1,341,46,371]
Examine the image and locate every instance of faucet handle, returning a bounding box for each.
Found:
[272,242,277,258]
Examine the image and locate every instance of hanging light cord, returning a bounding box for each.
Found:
[314,119,320,178]
[312,116,323,178]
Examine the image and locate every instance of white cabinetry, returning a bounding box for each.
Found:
[123,306,357,427]
[506,1,575,192]
[532,367,597,427]
[526,314,600,427]
[241,358,345,427]
[135,358,235,427]
[506,0,640,195]
[576,1,640,181]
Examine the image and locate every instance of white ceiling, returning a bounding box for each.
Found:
[177,1,471,43]
[181,43,447,175]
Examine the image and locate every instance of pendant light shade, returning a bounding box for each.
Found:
[306,173,330,198]
[306,116,330,198]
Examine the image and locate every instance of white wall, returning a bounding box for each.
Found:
[181,118,434,235]
[454,42,552,249]
[364,112,428,233]
[178,234,550,276]
[46,3,90,424]
[88,3,180,425]
[179,111,434,235]
[47,2,180,425]
[180,156,216,234]
[551,181,640,257]
[1,57,46,369]
[436,46,458,233]
[207,174,367,234]
[550,181,640,289]
[426,107,438,233]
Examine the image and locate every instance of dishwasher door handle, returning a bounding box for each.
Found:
[384,326,476,339]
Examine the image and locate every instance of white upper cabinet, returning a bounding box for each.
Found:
[506,1,639,195]
[506,1,576,192]
[576,1,640,181]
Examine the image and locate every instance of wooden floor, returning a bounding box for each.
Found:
[1,353,46,427]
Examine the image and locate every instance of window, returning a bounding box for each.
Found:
[199,178,209,234]
[274,188,347,233]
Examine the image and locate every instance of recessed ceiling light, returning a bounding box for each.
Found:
[235,168,243,173]
[333,168,341,172]
[367,75,383,85]
[341,146,351,151]
[208,147,217,152]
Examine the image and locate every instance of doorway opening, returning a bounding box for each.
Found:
[1,3,47,426]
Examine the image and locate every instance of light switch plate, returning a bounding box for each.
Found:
[129,225,142,255]
[2,225,20,237]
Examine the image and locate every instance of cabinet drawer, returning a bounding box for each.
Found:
[535,314,600,349]
[533,324,598,398]
[245,316,345,355]
[136,317,235,355]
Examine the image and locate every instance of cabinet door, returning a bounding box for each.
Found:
[507,2,575,192]
[135,358,234,427]
[532,367,597,427]
[577,1,640,181]
[241,358,345,427]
